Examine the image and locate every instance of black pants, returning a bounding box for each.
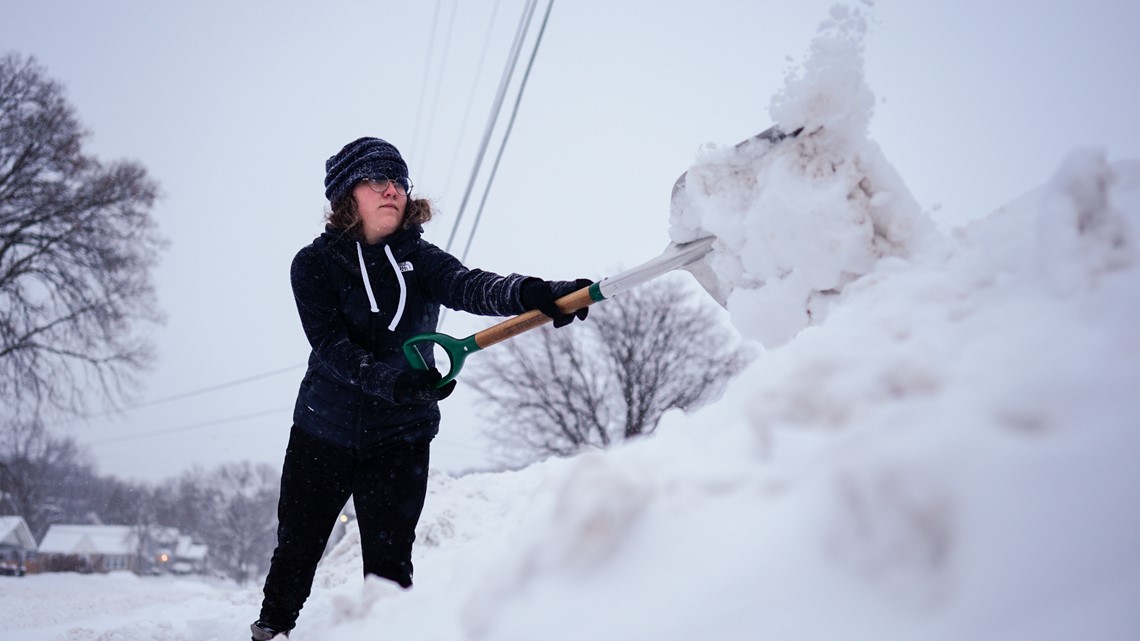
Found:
[258,425,431,631]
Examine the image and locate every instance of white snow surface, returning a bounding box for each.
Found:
[5,5,1139,640]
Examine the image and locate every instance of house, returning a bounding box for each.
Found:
[171,535,209,575]
[0,516,36,576]
[34,522,173,570]
[145,526,182,573]
[37,524,140,573]
[36,524,209,575]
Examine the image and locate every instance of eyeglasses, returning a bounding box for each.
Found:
[360,176,412,196]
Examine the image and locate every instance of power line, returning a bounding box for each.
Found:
[444,0,541,254]
[87,402,492,463]
[461,0,556,263]
[410,0,443,161]
[45,362,305,433]
[441,0,503,198]
[113,362,305,414]
[87,406,293,446]
[415,0,461,171]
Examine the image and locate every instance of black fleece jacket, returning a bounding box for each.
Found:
[289,224,566,455]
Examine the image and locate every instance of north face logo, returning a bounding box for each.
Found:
[398,261,414,272]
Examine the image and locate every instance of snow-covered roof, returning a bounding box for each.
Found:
[38,525,137,556]
[0,516,36,550]
[149,526,180,544]
[175,535,207,560]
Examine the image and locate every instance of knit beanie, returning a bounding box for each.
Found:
[324,137,409,203]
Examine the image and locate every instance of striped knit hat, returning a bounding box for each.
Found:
[323,137,409,203]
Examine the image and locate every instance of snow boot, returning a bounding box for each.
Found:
[251,621,290,640]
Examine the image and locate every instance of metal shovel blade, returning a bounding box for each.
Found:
[666,124,800,308]
[593,235,717,301]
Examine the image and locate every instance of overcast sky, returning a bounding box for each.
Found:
[3,0,1137,482]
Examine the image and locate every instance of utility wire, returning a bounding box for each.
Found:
[416,0,461,172]
[87,402,490,460]
[45,362,306,433]
[410,0,443,161]
[86,406,293,446]
[437,0,543,328]
[461,0,556,263]
[444,0,540,254]
[441,0,503,200]
[112,363,304,414]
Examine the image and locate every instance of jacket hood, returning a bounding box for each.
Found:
[317,224,424,329]
[318,224,423,271]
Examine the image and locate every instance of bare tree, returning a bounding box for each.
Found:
[0,52,164,422]
[151,474,212,541]
[193,462,280,584]
[469,275,753,466]
[0,419,92,539]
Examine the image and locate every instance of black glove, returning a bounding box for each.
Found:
[520,278,592,328]
[392,368,457,405]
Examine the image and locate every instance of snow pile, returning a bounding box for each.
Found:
[726,148,1140,636]
[428,3,1140,637]
[670,4,933,347]
[430,149,1139,641]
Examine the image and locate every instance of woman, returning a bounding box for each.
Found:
[251,137,588,640]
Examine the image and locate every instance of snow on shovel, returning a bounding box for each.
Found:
[403,126,797,387]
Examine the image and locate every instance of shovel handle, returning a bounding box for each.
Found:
[402,283,604,387]
[477,284,600,349]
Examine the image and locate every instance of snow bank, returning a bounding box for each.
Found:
[437,136,1140,640]
[440,3,1140,638]
[720,147,1140,638]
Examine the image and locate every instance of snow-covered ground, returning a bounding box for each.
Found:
[5,5,1139,641]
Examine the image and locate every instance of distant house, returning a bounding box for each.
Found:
[37,524,140,573]
[36,524,209,575]
[171,535,209,575]
[0,516,36,576]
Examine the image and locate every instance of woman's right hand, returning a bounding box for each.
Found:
[392,368,457,404]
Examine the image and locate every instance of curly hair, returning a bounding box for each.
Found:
[326,193,435,233]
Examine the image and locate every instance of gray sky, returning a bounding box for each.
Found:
[3,0,1138,482]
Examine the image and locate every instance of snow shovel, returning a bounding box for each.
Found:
[402,126,796,386]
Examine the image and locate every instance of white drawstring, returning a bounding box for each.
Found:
[355,241,409,331]
[355,242,380,313]
[383,244,408,331]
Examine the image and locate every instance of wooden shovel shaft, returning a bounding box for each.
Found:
[473,286,599,349]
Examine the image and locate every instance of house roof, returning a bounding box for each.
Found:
[0,516,37,550]
[37,525,137,556]
[175,535,208,560]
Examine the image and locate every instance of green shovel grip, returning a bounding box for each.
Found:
[402,332,482,388]
[401,281,601,388]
